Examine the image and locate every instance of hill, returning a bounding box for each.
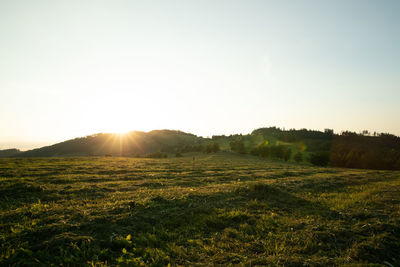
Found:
[215,127,400,170]
[17,130,202,157]
[0,148,21,157]
[4,127,400,170]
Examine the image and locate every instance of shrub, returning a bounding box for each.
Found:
[204,143,220,153]
[230,139,246,154]
[146,152,168,158]
[309,152,330,166]
[294,152,303,163]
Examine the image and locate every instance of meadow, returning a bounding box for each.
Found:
[1,153,399,266]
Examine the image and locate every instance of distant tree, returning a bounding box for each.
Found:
[230,139,246,154]
[341,131,358,137]
[294,152,303,163]
[181,144,205,153]
[146,151,168,158]
[270,145,286,159]
[309,152,330,166]
[212,135,226,140]
[361,130,370,136]
[282,147,292,161]
[204,143,220,153]
[253,142,293,162]
[212,142,220,152]
[257,141,270,158]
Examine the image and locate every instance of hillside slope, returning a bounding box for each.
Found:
[7,127,400,170]
[0,149,21,157]
[18,130,202,157]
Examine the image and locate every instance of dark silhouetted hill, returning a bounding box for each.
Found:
[10,127,400,170]
[18,130,203,157]
[0,148,22,157]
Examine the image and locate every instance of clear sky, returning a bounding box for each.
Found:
[1,0,399,150]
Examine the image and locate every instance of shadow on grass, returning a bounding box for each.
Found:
[2,183,399,266]
[0,182,60,210]
[296,174,400,193]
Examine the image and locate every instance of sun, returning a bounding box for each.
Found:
[112,127,132,136]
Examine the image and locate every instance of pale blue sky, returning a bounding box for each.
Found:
[1,0,399,150]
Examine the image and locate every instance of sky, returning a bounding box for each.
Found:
[1,0,399,150]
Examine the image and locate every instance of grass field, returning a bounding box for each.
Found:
[1,153,399,266]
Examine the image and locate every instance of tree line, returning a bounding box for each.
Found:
[225,127,400,170]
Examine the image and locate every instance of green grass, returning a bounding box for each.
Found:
[1,153,399,266]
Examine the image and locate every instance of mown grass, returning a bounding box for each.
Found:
[1,152,399,266]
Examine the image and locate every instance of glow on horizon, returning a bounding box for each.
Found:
[1,0,400,150]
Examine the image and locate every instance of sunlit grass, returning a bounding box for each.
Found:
[0,154,399,266]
